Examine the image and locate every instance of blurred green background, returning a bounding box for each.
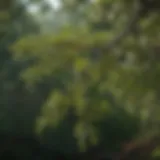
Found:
[0,0,160,158]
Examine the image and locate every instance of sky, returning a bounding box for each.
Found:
[48,0,61,9]
[25,0,61,13]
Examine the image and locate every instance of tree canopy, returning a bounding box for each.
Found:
[1,0,160,154]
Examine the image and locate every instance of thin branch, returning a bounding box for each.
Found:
[102,0,142,52]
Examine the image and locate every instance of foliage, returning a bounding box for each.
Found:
[152,147,160,158]
[0,0,41,133]
[3,0,160,152]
